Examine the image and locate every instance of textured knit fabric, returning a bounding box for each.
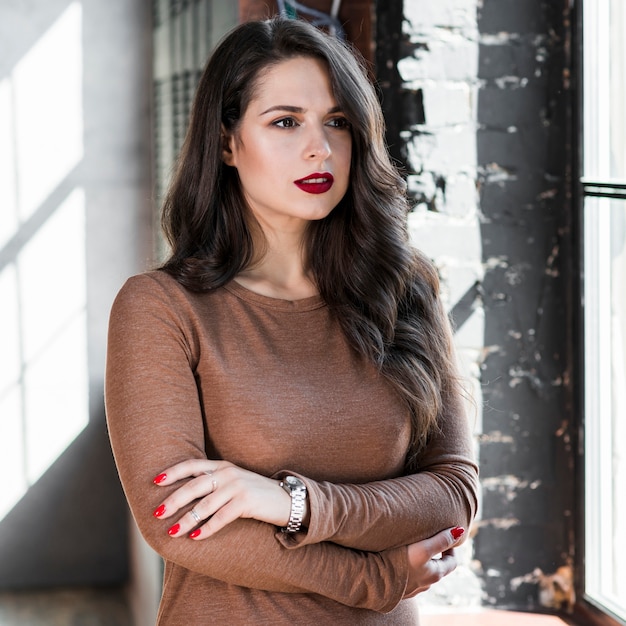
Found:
[105,270,478,625]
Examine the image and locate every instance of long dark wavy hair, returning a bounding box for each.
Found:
[160,17,461,468]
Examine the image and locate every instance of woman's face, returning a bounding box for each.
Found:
[223,56,352,236]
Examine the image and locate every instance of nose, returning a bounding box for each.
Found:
[304,124,331,161]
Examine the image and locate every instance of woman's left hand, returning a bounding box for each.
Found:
[152,460,293,540]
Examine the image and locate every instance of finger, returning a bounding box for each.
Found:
[172,479,246,539]
[166,503,214,538]
[190,499,244,540]
[167,479,230,537]
[415,550,457,590]
[435,549,458,578]
[153,459,227,485]
[414,527,465,560]
[189,507,203,525]
[154,473,219,520]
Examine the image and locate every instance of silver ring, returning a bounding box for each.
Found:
[189,508,202,524]
[203,470,214,476]
[212,479,218,492]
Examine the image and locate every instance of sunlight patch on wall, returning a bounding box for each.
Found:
[0,267,26,520]
[0,80,18,250]
[20,189,88,485]
[13,2,83,222]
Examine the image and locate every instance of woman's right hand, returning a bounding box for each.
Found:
[403,527,465,598]
[152,459,294,539]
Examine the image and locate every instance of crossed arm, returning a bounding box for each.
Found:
[105,275,478,612]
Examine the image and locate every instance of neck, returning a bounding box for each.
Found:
[236,224,318,301]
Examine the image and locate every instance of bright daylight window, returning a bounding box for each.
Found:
[582,0,626,622]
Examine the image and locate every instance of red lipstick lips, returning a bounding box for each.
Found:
[294,172,334,194]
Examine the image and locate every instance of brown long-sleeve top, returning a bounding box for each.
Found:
[105,270,478,625]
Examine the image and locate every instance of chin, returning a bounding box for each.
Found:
[304,206,337,222]
[303,197,344,220]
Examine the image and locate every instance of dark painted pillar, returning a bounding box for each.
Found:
[475,0,576,608]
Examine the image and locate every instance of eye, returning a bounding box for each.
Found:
[272,117,299,128]
[327,116,351,130]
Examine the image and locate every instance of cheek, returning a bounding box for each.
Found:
[338,137,352,167]
[338,143,352,182]
[245,138,292,174]
[233,146,271,184]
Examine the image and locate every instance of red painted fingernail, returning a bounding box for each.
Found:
[153,473,167,485]
[153,504,166,518]
[451,526,465,540]
[189,529,202,539]
[168,524,180,536]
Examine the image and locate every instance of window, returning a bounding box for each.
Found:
[582,0,626,622]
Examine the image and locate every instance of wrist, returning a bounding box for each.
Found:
[279,476,308,533]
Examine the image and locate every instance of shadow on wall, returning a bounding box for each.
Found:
[0,416,127,588]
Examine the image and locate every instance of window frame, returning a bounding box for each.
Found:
[576,0,626,624]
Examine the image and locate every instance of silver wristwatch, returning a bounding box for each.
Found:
[279,475,307,533]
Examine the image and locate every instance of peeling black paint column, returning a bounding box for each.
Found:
[375,0,406,167]
[476,0,575,609]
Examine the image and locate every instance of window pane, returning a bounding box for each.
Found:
[584,0,626,180]
[584,198,626,620]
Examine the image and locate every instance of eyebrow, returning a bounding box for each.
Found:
[259,105,343,116]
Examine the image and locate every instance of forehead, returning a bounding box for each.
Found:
[249,56,337,109]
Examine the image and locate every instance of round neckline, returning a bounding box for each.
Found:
[224,279,326,312]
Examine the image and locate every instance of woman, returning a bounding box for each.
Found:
[105,17,478,625]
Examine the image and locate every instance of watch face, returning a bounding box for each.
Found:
[286,476,304,489]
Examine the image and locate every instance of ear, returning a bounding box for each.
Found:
[221,125,236,167]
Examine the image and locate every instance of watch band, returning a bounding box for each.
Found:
[280,476,306,533]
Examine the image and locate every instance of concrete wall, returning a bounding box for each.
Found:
[377,0,575,611]
[0,0,155,616]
